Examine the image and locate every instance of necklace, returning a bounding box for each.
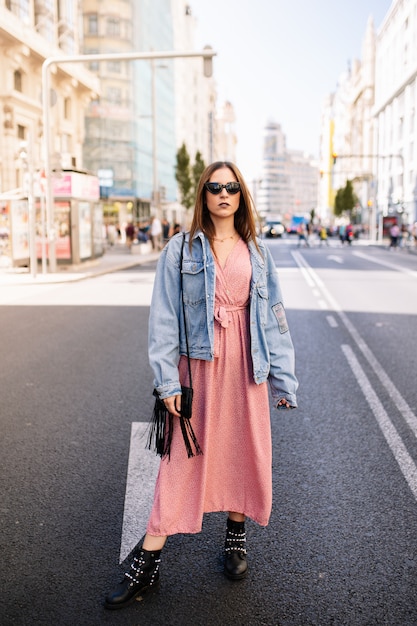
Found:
[213,233,237,243]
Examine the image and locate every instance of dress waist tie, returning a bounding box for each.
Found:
[214,304,248,329]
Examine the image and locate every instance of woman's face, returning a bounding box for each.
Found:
[205,167,240,222]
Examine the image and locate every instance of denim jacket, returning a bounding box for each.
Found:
[148,231,298,408]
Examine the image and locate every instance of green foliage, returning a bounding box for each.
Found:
[334,179,358,217]
[175,144,206,211]
[175,143,193,210]
[192,151,205,190]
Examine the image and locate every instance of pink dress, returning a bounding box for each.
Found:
[147,239,272,536]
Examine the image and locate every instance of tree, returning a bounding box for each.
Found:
[334,179,357,217]
[175,145,206,211]
[175,143,193,210]
[192,150,205,191]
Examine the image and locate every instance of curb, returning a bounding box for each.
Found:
[0,252,161,285]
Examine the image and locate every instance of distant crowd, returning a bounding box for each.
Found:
[104,217,183,252]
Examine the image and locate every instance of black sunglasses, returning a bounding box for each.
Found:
[204,182,241,195]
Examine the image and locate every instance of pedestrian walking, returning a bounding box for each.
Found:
[319,226,329,246]
[125,222,135,251]
[297,222,309,247]
[150,216,163,250]
[345,223,354,245]
[389,223,400,249]
[104,161,298,610]
[412,222,417,248]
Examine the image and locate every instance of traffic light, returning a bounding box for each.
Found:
[332,152,337,165]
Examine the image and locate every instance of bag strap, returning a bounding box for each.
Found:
[180,233,192,388]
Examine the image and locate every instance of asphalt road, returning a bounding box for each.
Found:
[1,237,417,625]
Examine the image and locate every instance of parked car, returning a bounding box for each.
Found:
[263,221,285,238]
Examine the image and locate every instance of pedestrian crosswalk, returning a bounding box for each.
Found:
[119,422,160,562]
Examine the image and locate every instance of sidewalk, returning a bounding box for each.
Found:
[0,242,161,285]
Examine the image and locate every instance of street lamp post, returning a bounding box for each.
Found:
[151,58,158,213]
[19,135,37,278]
[42,47,215,272]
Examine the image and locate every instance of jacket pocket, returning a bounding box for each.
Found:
[181,261,208,344]
[181,260,205,305]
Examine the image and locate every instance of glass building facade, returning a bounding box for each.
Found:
[82,0,177,225]
[133,0,177,203]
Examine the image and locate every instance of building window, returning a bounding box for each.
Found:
[17,124,26,140]
[61,133,71,153]
[14,70,23,92]
[106,87,122,104]
[64,97,71,120]
[88,14,98,34]
[108,61,121,74]
[106,18,120,37]
[7,0,30,24]
[398,116,404,142]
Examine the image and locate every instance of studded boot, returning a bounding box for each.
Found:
[104,548,161,610]
[224,517,248,580]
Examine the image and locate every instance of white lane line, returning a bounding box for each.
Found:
[352,251,417,278]
[119,422,160,563]
[292,250,417,439]
[326,315,338,328]
[342,344,417,501]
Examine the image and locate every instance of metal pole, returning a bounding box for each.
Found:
[151,58,158,213]
[27,134,37,279]
[42,60,56,272]
[41,48,215,272]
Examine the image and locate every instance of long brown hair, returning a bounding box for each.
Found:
[189,161,261,253]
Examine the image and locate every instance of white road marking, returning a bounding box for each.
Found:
[119,422,160,562]
[342,344,417,501]
[326,315,338,328]
[352,251,417,278]
[292,250,417,440]
[327,255,344,264]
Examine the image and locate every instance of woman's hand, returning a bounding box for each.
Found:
[163,395,182,418]
[277,398,294,409]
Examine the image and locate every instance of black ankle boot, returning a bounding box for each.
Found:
[224,518,248,580]
[104,548,161,610]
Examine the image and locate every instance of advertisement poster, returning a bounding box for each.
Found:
[35,201,71,260]
[79,201,92,259]
[93,204,104,256]
[11,200,29,261]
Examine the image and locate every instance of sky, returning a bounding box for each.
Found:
[190,0,393,181]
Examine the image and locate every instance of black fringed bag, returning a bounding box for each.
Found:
[147,233,203,460]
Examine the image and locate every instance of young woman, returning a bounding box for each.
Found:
[105,161,298,610]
